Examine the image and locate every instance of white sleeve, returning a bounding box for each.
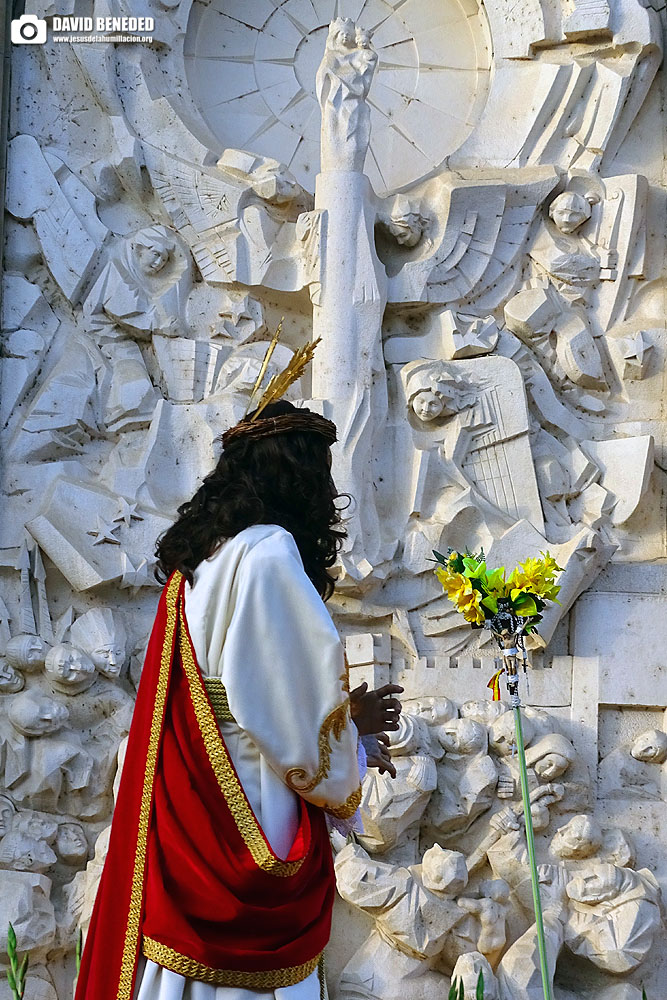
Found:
[220,531,362,819]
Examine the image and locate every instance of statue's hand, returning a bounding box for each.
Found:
[538,863,570,916]
[362,733,396,778]
[491,806,521,834]
[350,682,403,735]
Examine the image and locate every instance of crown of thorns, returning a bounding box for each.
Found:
[221,410,337,449]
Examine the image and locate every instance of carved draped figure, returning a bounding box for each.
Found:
[76,524,362,1000]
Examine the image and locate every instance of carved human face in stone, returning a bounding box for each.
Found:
[489,713,518,757]
[133,238,171,275]
[355,27,373,47]
[9,690,70,736]
[388,212,424,248]
[6,634,47,673]
[44,643,95,693]
[450,954,498,1000]
[483,878,510,903]
[566,863,622,904]
[421,845,468,894]
[411,389,446,422]
[332,18,356,48]
[438,718,486,755]
[534,752,569,780]
[0,658,24,693]
[15,814,57,844]
[386,713,421,757]
[552,815,602,860]
[252,166,298,205]
[56,823,88,865]
[549,191,592,234]
[631,729,667,764]
[0,796,16,837]
[460,700,507,727]
[409,696,456,727]
[90,642,126,679]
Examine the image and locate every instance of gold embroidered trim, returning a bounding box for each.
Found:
[341,654,350,694]
[142,937,321,987]
[117,572,181,1000]
[285,698,352,793]
[203,677,235,722]
[177,602,304,877]
[323,784,362,820]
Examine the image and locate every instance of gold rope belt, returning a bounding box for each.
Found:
[203,677,236,723]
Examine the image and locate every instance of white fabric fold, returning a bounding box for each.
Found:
[134,524,355,1000]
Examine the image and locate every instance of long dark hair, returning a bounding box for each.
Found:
[154,401,347,600]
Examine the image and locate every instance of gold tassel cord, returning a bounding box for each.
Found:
[251,337,322,422]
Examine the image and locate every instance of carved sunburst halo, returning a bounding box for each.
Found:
[184,0,491,196]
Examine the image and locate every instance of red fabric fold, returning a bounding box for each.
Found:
[75,572,335,999]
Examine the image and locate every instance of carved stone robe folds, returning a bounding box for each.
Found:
[76,524,361,1000]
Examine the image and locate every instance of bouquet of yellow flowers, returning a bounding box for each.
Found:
[433,547,563,1000]
[432,548,562,631]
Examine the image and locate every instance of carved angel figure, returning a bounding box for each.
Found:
[398,356,544,573]
[84,225,193,340]
[145,147,315,292]
[504,189,607,396]
[382,168,559,308]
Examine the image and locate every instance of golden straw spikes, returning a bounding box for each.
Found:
[244,318,283,417]
[250,337,322,422]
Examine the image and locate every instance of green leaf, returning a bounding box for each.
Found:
[469,560,486,578]
[642,989,648,1000]
[76,928,83,975]
[512,594,538,616]
[477,969,485,1000]
[7,968,17,996]
[19,952,28,984]
[448,981,459,1000]
[485,567,505,591]
[481,594,498,613]
[7,923,16,954]
[459,980,464,1000]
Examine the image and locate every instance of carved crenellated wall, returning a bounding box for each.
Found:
[1,0,666,997]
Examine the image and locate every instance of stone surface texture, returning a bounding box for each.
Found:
[1,0,667,996]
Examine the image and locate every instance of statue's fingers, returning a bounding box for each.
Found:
[374,683,404,698]
[383,698,402,712]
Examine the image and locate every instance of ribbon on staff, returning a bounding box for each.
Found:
[487,668,505,701]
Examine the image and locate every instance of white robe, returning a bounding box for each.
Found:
[134,524,360,1000]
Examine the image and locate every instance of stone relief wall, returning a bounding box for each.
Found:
[1,0,666,996]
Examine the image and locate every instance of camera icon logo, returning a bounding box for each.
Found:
[11,14,48,45]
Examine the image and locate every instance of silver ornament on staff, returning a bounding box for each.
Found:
[487,602,552,1000]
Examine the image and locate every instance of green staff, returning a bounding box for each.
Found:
[510,679,552,1000]
[432,547,563,1000]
